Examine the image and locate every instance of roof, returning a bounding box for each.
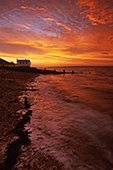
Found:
[17,59,30,62]
[0,58,12,65]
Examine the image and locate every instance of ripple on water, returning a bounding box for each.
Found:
[25,75,113,170]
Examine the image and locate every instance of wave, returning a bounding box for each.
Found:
[24,67,113,169]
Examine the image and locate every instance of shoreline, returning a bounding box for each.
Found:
[0,69,37,167]
[0,69,37,138]
[0,69,64,170]
[0,66,74,75]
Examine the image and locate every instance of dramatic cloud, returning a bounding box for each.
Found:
[0,41,46,55]
[20,5,46,11]
[43,18,55,21]
[56,22,72,31]
[0,0,113,66]
[77,0,113,25]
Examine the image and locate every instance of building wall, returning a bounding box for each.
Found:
[16,60,31,67]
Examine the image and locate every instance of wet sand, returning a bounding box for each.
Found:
[0,69,63,170]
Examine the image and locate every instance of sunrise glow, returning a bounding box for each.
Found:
[0,0,113,66]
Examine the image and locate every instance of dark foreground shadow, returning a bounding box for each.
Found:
[1,106,32,170]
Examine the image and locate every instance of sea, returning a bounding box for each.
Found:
[24,66,113,170]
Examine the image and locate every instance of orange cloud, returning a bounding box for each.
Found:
[0,0,113,66]
[56,22,72,31]
[17,24,31,30]
[37,7,46,11]
[43,18,55,21]
[20,6,28,9]
[1,24,113,66]
[77,0,113,25]
[0,41,46,55]
[20,6,46,11]
[20,6,35,11]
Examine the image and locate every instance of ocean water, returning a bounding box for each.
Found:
[25,67,113,170]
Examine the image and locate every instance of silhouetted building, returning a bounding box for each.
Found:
[16,59,31,67]
[0,58,15,67]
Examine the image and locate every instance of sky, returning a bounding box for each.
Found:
[0,0,113,67]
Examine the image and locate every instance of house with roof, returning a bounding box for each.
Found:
[0,58,15,67]
[16,59,31,67]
